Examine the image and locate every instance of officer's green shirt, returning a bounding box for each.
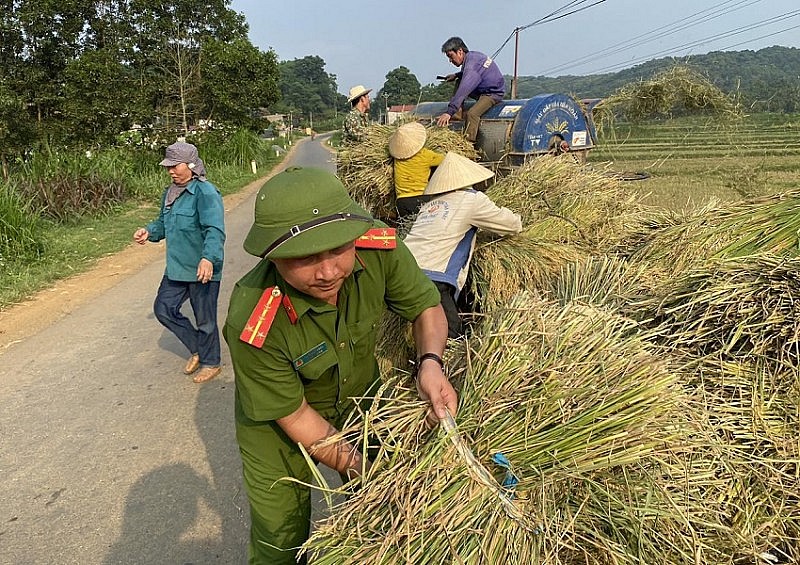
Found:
[224,239,440,428]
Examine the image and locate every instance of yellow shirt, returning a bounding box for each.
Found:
[393,148,445,199]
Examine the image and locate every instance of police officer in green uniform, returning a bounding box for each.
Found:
[223,167,458,564]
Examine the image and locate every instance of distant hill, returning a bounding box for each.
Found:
[514,46,800,113]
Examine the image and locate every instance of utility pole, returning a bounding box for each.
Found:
[512,27,520,99]
[382,92,389,125]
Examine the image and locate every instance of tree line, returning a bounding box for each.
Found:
[1,0,797,176]
[0,1,280,171]
[284,46,800,124]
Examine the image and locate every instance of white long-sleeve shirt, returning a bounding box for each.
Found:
[403,189,522,295]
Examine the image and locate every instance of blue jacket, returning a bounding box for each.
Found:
[146,178,225,282]
[447,50,505,116]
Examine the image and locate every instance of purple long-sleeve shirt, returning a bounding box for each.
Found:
[447,50,505,116]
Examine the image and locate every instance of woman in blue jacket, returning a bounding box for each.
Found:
[133,142,226,383]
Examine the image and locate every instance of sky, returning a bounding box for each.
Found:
[229,0,800,97]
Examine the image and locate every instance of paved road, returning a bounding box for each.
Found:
[0,135,338,565]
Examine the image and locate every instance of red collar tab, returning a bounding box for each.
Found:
[356,227,396,249]
[281,293,298,324]
[240,286,282,348]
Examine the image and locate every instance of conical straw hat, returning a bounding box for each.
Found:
[388,122,427,159]
[423,152,494,195]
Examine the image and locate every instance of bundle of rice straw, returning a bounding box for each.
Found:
[469,236,588,311]
[544,254,653,312]
[639,254,800,368]
[625,190,800,276]
[374,310,415,374]
[302,294,763,564]
[485,155,650,253]
[336,122,478,220]
[679,354,799,460]
[670,354,800,562]
[593,65,741,129]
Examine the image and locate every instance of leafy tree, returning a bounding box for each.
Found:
[122,0,249,134]
[420,81,453,102]
[0,84,36,178]
[0,0,277,152]
[276,56,339,120]
[5,1,93,134]
[62,49,141,144]
[374,66,421,118]
[200,38,280,130]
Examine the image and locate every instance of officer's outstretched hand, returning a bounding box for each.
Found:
[416,364,458,428]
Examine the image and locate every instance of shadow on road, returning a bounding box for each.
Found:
[103,380,247,564]
[103,463,214,564]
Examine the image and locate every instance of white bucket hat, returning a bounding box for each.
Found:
[347,85,372,103]
[388,122,427,159]
[424,152,495,195]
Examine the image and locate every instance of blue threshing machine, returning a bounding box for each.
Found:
[412,94,600,167]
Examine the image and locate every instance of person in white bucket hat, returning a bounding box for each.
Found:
[404,151,522,337]
[388,122,445,219]
[342,84,372,143]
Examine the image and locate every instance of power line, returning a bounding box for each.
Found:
[540,0,762,75]
[489,1,607,61]
[721,21,800,50]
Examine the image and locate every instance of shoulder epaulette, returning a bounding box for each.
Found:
[356,227,396,249]
[240,286,282,348]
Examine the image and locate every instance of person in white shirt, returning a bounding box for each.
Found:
[404,152,522,337]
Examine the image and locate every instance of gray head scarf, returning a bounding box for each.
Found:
[160,142,208,205]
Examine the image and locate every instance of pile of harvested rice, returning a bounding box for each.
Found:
[639,254,800,367]
[337,122,478,220]
[624,190,800,277]
[486,155,650,253]
[304,295,800,563]
[469,237,587,311]
[593,65,741,128]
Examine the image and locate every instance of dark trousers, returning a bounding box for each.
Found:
[153,276,221,366]
[396,194,434,220]
[434,281,463,339]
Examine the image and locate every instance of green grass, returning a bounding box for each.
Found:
[0,202,158,306]
[589,112,800,209]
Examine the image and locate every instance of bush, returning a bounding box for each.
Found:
[0,182,44,265]
[16,148,128,223]
[197,127,271,168]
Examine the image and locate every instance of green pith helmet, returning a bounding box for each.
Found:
[243,167,374,259]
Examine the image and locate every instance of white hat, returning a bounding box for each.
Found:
[388,122,427,159]
[423,152,494,195]
[347,85,372,103]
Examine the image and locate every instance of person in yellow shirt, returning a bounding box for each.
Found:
[388,122,444,219]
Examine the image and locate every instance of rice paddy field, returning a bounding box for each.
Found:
[589,112,800,209]
[304,113,800,564]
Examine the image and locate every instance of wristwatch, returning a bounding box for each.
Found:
[415,352,445,379]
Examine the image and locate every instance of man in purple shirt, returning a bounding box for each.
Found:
[436,36,505,143]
